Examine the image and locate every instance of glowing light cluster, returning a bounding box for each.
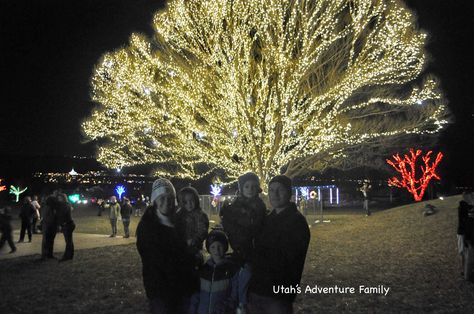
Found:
[68,194,81,204]
[9,185,27,203]
[386,148,443,202]
[210,184,223,197]
[0,179,6,192]
[83,0,449,184]
[115,185,126,200]
[299,187,310,200]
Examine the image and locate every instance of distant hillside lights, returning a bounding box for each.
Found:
[33,170,155,185]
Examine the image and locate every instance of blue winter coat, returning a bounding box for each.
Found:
[189,258,240,314]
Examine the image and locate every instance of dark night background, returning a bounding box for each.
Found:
[0,0,473,188]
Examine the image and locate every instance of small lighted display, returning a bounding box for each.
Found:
[68,194,81,203]
[9,185,27,203]
[115,185,126,200]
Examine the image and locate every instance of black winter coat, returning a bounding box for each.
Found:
[120,203,133,219]
[19,203,35,221]
[249,203,310,302]
[220,196,266,260]
[136,207,198,302]
[56,201,73,226]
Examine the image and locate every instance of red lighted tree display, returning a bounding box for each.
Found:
[386,149,443,202]
[0,179,6,192]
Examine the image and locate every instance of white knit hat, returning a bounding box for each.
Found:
[151,178,176,204]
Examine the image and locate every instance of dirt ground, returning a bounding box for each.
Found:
[1,195,473,313]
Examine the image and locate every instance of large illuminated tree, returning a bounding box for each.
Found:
[83,0,448,185]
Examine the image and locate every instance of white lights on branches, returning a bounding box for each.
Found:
[83,0,449,184]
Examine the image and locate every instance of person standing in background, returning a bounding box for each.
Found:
[56,193,75,262]
[31,195,41,234]
[0,207,16,254]
[106,196,121,237]
[18,196,35,243]
[359,180,372,216]
[121,197,133,238]
[41,193,58,259]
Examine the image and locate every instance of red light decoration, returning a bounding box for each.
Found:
[386,149,443,202]
[0,179,6,192]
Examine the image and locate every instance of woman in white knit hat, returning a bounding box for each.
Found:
[136,178,198,314]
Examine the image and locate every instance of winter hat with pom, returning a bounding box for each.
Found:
[151,178,176,204]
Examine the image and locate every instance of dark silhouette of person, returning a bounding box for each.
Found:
[56,193,75,262]
[18,196,35,243]
[41,194,58,259]
[0,207,16,253]
[121,197,133,238]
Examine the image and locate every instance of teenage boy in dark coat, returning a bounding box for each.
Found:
[248,175,310,314]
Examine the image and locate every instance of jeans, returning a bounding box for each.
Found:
[239,263,252,305]
[62,221,75,260]
[41,225,57,258]
[110,218,117,236]
[19,218,33,242]
[364,199,370,216]
[32,217,39,233]
[122,219,130,237]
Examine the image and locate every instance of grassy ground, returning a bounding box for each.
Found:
[7,205,223,236]
[297,195,474,313]
[1,196,473,313]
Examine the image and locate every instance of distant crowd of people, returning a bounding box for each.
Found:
[0,191,150,259]
[0,191,75,262]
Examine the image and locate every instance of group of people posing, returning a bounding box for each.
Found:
[136,173,310,314]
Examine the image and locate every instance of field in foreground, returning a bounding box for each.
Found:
[1,195,473,313]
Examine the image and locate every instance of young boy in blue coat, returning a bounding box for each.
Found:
[189,230,240,314]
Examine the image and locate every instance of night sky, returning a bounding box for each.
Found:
[0,0,473,186]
